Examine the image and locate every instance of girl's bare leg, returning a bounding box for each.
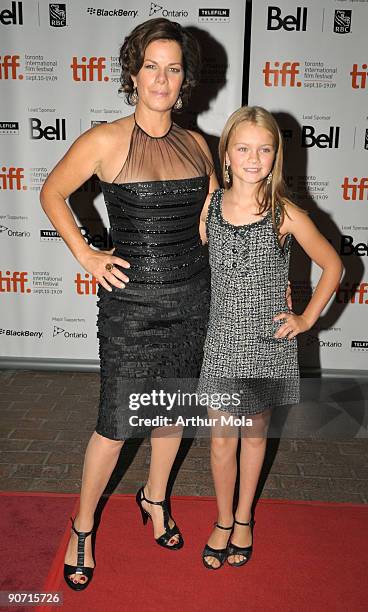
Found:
[227,408,271,564]
[203,409,239,568]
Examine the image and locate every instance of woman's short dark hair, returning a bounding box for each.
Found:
[118,17,201,105]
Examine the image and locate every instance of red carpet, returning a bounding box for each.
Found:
[1,493,367,611]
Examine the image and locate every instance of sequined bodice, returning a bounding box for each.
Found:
[99,118,213,286]
[100,176,210,285]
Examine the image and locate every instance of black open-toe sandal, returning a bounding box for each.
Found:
[64,516,95,591]
[202,522,234,570]
[136,486,184,550]
[227,518,255,567]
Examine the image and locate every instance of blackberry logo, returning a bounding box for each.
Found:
[86,7,138,17]
[49,3,66,27]
[334,10,351,34]
[87,7,96,14]
[149,2,162,15]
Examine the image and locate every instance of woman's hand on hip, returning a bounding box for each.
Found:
[78,247,130,292]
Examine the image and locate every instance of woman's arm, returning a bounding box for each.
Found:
[40,124,130,292]
[273,202,344,338]
[188,131,220,244]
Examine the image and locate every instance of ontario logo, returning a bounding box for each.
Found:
[149,2,188,18]
[53,325,87,339]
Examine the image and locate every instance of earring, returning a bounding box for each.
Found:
[173,95,183,110]
[266,171,273,185]
[224,162,231,184]
[131,87,138,105]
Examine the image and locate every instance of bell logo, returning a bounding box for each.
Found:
[301,126,340,149]
[0,270,30,293]
[0,55,23,79]
[71,56,108,82]
[0,166,26,190]
[263,61,301,87]
[341,177,368,201]
[29,118,66,140]
[350,64,367,89]
[75,272,98,295]
[267,6,307,31]
[0,1,23,25]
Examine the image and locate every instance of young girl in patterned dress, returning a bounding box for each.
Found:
[198,106,343,570]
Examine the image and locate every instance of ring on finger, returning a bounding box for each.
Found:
[105,263,114,272]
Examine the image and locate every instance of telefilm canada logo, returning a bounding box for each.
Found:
[40,229,62,241]
[333,10,351,34]
[351,340,368,352]
[198,8,230,22]
[0,121,19,135]
[149,3,188,18]
[86,7,138,18]
[49,3,66,27]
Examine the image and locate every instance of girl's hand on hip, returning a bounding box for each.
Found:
[273,312,311,340]
[78,247,130,292]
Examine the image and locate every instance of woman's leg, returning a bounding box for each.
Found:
[227,407,271,564]
[141,424,184,546]
[64,431,125,585]
[203,409,239,568]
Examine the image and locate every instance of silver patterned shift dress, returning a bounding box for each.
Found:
[197,188,300,415]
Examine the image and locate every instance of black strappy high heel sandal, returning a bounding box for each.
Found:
[202,522,234,570]
[136,486,184,550]
[64,516,95,591]
[227,518,255,567]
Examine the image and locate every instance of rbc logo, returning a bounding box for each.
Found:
[263,61,301,87]
[29,118,66,140]
[0,55,23,79]
[301,126,340,149]
[71,57,108,82]
[267,6,307,31]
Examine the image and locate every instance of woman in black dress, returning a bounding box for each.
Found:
[40,18,218,590]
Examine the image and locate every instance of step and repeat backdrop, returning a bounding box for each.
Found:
[249,0,368,371]
[0,0,246,365]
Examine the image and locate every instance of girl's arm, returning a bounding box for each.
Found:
[274,203,344,339]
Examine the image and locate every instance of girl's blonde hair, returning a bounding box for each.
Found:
[218,105,306,234]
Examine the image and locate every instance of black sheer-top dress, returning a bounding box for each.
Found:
[95,117,214,440]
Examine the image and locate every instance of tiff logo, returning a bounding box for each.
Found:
[71,56,108,81]
[74,272,98,295]
[341,177,368,201]
[0,55,23,79]
[263,61,301,87]
[0,166,26,190]
[0,270,30,293]
[351,64,367,89]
